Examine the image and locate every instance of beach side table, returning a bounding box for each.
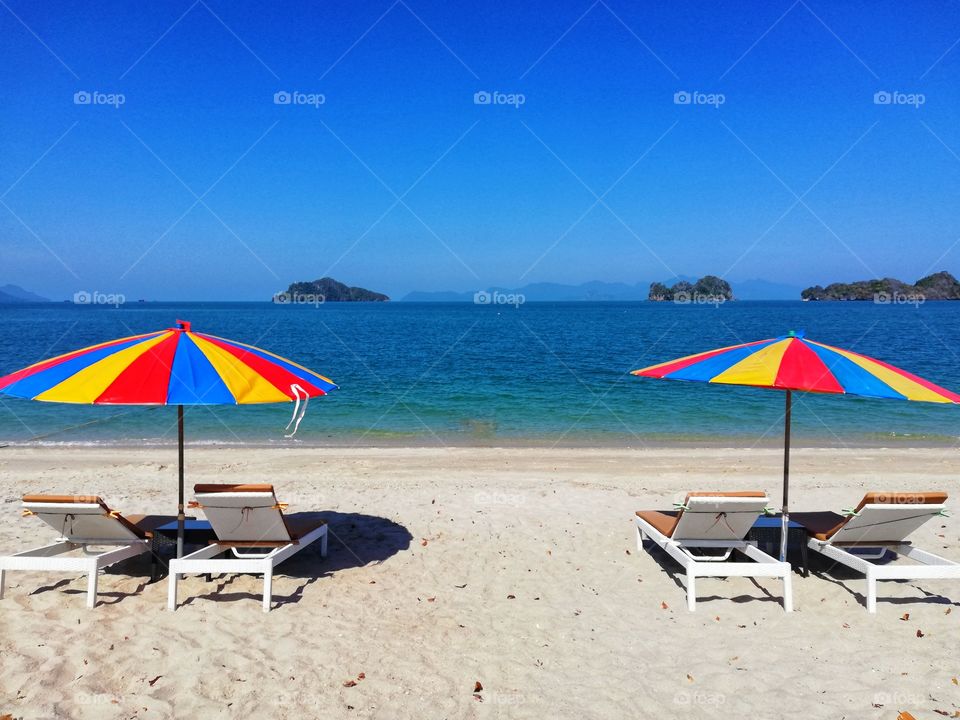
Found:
[150,520,215,580]
[748,516,809,577]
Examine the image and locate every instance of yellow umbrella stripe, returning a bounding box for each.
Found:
[35,332,173,404]
[187,332,291,404]
[710,338,792,387]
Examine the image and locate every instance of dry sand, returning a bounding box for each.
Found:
[0,445,958,719]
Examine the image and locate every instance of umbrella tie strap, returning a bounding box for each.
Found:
[285,384,309,438]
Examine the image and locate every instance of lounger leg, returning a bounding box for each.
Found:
[865,569,877,613]
[636,525,644,552]
[321,530,328,558]
[263,568,273,613]
[0,568,5,600]
[687,574,696,611]
[782,572,793,612]
[167,572,178,611]
[87,571,98,609]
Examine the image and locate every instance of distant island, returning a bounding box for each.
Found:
[801,271,960,301]
[648,275,733,302]
[274,277,388,303]
[0,284,49,303]
[403,276,787,302]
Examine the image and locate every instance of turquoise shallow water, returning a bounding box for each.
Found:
[1,301,959,446]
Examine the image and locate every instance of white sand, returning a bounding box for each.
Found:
[1,445,958,719]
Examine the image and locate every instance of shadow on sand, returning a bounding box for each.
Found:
[174,510,413,610]
[31,511,412,610]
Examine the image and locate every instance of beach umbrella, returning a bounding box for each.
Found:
[632,330,960,561]
[0,320,337,557]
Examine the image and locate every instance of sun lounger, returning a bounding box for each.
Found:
[635,491,793,611]
[793,492,959,612]
[0,495,171,608]
[167,484,328,612]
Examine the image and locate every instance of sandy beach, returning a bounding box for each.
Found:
[0,445,957,719]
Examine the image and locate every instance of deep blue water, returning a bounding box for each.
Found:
[1,301,959,446]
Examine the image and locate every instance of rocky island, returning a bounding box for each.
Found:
[801,271,960,301]
[648,275,734,302]
[274,277,389,303]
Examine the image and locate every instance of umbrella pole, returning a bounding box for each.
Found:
[779,390,792,563]
[177,404,185,559]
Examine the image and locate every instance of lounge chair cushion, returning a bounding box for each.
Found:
[635,510,680,537]
[282,513,328,542]
[193,484,276,494]
[789,511,846,541]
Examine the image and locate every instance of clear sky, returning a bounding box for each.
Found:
[1,0,959,300]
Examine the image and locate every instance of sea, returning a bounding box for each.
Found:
[1,300,959,448]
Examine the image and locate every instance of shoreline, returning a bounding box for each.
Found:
[2,432,959,450]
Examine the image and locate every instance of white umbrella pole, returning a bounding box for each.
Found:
[177,404,185,559]
[780,390,792,563]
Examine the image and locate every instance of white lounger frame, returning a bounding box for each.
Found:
[806,502,960,613]
[635,496,793,612]
[167,490,328,613]
[0,500,151,609]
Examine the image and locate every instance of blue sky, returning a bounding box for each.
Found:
[1,0,959,300]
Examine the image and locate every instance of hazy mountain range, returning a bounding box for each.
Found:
[402,278,802,302]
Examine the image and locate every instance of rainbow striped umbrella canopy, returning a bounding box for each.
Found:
[632,331,959,561]
[0,320,337,404]
[632,330,960,403]
[0,320,337,557]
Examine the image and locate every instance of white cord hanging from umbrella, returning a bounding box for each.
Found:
[285,384,309,438]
